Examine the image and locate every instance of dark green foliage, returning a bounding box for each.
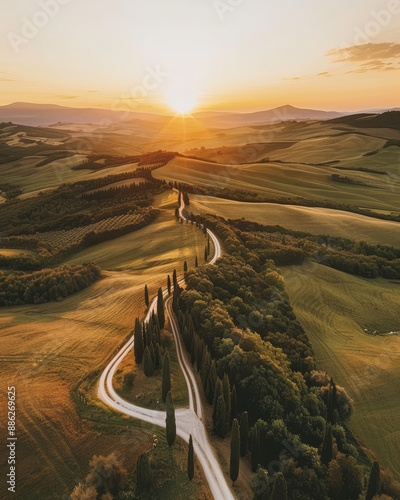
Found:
[195,255,198,267]
[143,347,154,377]
[366,461,380,500]
[271,473,287,500]
[134,318,144,364]
[231,385,237,424]
[144,284,149,308]
[251,422,261,472]
[154,343,162,370]
[213,378,223,422]
[214,395,228,438]
[136,452,152,494]
[184,260,188,273]
[230,419,240,485]
[0,262,101,307]
[223,373,231,430]
[321,423,333,466]
[326,453,363,500]
[157,287,165,328]
[123,372,134,390]
[240,411,249,457]
[161,353,171,403]
[167,275,171,296]
[327,378,336,423]
[205,360,217,404]
[165,391,176,447]
[188,435,194,481]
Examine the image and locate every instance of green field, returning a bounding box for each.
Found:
[154,156,400,212]
[188,194,400,247]
[282,263,400,479]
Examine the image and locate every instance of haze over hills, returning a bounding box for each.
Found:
[0,102,349,128]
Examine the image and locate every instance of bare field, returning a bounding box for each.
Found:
[189,194,400,247]
[282,263,400,478]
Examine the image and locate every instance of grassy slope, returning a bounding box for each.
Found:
[282,263,400,479]
[0,202,211,499]
[189,194,400,247]
[154,156,400,212]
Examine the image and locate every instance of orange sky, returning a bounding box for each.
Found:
[1,0,400,113]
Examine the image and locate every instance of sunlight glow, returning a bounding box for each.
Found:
[166,87,198,115]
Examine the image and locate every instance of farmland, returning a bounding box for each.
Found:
[0,204,211,499]
[282,263,400,479]
[187,194,400,247]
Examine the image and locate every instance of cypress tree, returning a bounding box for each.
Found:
[167,275,171,296]
[143,346,154,377]
[154,343,162,370]
[184,260,188,273]
[149,342,156,366]
[366,461,380,500]
[144,284,149,308]
[327,378,337,424]
[223,373,231,430]
[230,419,240,486]
[161,353,171,403]
[321,423,333,466]
[213,378,223,422]
[201,348,211,389]
[188,434,194,481]
[271,472,287,500]
[240,411,249,457]
[204,247,208,262]
[206,360,217,404]
[195,255,198,267]
[190,335,196,365]
[172,269,177,291]
[136,452,152,494]
[157,288,165,329]
[251,423,261,472]
[214,395,228,438]
[165,391,176,446]
[133,317,144,364]
[231,385,237,424]
[196,338,204,372]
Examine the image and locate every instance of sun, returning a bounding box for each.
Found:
[166,87,197,115]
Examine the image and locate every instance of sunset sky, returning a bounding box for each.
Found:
[1,0,400,113]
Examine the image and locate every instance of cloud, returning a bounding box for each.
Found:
[88,90,98,93]
[317,72,332,77]
[0,78,15,82]
[282,76,301,81]
[327,42,400,72]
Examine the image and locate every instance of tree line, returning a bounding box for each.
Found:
[168,215,400,499]
[0,262,101,306]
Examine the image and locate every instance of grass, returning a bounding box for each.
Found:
[154,155,400,212]
[0,248,38,257]
[188,194,400,247]
[63,210,210,275]
[282,263,400,479]
[0,206,210,498]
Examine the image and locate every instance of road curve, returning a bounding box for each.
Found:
[97,196,233,500]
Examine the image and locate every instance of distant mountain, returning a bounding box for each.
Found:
[194,105,346,128]
[0,102,170,127]
[327,111,400,131]
[0,102,359,128]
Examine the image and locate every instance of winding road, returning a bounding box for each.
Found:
[97,196,232,499]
